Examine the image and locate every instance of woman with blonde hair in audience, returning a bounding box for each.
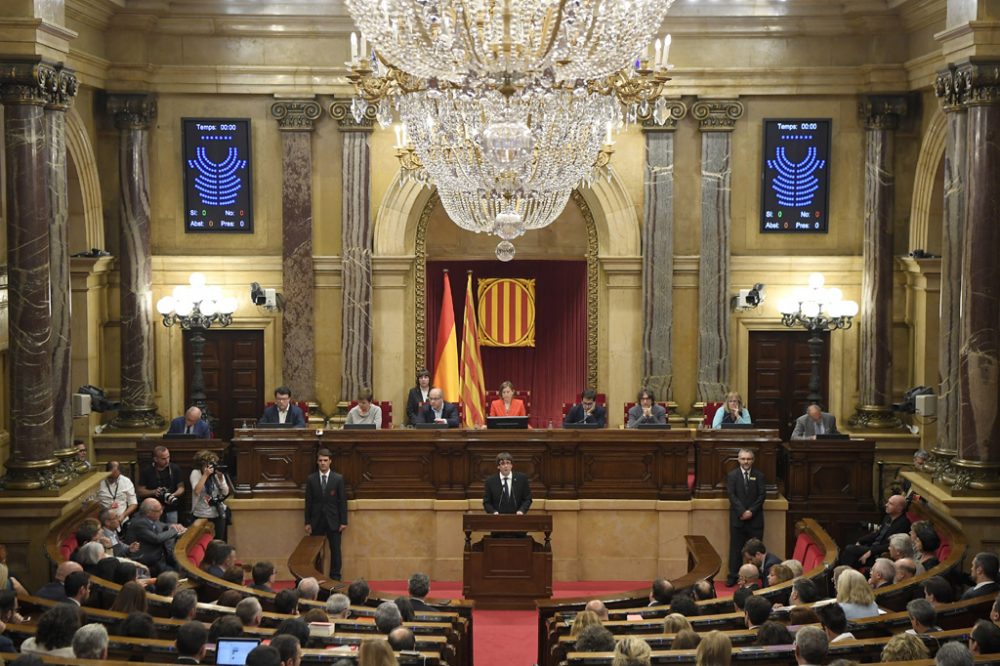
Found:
[570,609,602,638]
[663,613,693,634]
[671,629,700,650]
[766,563,794,587]
[358,638,398,666]
[695,630,732,666]
[881,632,930,661]
[836,568,880,619]
[612,636,652,666]
[110,580,148,615]
[781,559,804,577]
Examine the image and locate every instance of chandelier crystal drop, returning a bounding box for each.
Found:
[345,0,676,87]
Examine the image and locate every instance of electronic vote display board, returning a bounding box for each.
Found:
[182,118,253,233]
[760,119,831,234]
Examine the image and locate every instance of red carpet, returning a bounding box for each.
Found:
[277,579,738,666]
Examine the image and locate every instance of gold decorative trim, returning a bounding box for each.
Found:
[640,100,688,132]
[270,98,322,131]
[859,93,911,130]
[571,189,600,390]
[105,92,157,130]
[415,189,598,389]
[329,98,377,131]
[691,99,744,132]
[413,191,438,371]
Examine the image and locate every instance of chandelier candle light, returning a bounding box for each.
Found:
[156,273,237,422]
[777,272,859,407]
[345,0,677,259]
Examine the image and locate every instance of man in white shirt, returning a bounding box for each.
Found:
[95,461,139,523]
[482,452,532,515]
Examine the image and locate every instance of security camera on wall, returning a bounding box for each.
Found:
[250,282,280,311]
[732,283,766,311]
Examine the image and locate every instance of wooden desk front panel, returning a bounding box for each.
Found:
[692,430,780,499]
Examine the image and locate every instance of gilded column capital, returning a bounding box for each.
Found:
[44,65,78,111]
[270,98,322,131]
[935,65,968,112]
[0,57,63,107]
[859,94,911,131]
[106,93,158,131]
[692,99,744,132]
[641,100,688,132]
[954,60,1000,108]
[329,99,377,132]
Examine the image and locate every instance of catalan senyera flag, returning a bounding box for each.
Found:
[460,272,486,428]
[432,271,460,402]
[477,277,536,347]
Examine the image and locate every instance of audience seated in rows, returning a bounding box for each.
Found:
[793,625,828,666]
[119,611,157,639]
[575,624,615,652]
[374,600,402,634]
[236,596,264,627]
[895,557,919,584]
[388,626,415,652]
[695,631,731,666]
[818,603,854,643]
[208,614,244,643]
[781,559,804,578]
[615,635,653,666]
[586,599,610,622]
[275,589,299,615]
[935,642,975,666]
[672,629,700,650]
[742,539,781,580]
[570,610,602,639]
[358,638,397,666]
[663,613,693,634]
[297,576,319,601]
[911,520,942,570]
[325,592,351,619]
[176,620,208,664]
[71,623,108,660]
[170,588,198,620]
[270,634,303,666]
[836,568,880,619]
[754,620,793,646]
[348,578,370,606]
[393,596,415,622]
[251,561,276,593]
[744,595,772,630]
[906,597,942,634]
[881,632,929,661]
[868,557,896,590]
[20,604,79,657]
[649,578,673,606]
[110,580,148,615]
[924,575,955,604]
[970,618,1000,655]
[736,564,760,590]
[963,552,999,600]
[837,494,910,569]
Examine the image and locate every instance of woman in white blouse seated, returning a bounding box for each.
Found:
[346,387,382,428]
[712,391,752,428]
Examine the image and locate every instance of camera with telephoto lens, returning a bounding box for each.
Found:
[162,490,178,506]
[208,495,226,507]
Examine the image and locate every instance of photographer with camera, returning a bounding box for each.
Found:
[137,446,186,524]
[190,450,231,541]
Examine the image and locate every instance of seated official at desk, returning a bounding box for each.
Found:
[345,387,382,428]
[489,380,527,416]
[564,388,606,427]
[415,388,460,427]
[260,385,306,426]
[627,387,667,428]
[792,404,838,439]
[405,367,432,426]
[712,391,752,428]
[166,406,211,437]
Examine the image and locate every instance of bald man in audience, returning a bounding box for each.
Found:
[297,577,320,601]
[649,578,673,606]
[585,599,609,622]
[35,561,83,601]
[738,563,761,590]
[388,626,416,651]
[837,494,911,569]
[895,558,919,584]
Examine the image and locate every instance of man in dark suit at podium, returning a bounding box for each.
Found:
[726,448,766,586]
[304,448,348,580]
[483,452,532,515]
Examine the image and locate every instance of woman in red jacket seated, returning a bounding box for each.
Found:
[489,381,526,416]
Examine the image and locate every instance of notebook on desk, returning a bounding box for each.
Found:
[487,416,529,430]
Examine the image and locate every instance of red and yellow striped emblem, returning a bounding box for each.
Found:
[477,278,536,347]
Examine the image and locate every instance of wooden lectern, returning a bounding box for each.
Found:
[462,514,552,610]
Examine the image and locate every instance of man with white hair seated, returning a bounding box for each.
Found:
[76,541,119,580]
[297,576,320,601]
[325,592,351,619]
[868,557,896,590]
[72,623,109,660]
[236,597,263,628]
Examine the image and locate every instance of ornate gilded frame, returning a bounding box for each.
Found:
[415,190,599,389]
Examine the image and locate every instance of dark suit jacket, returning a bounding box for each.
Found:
[123,515,180,570]
[406,387,430,425]
[961,580,999,600]
[410,597,438,612]
[166,416,211,437]
[564,403,607,427]
[858,514,911,555]
[259,403,306,426]
[791,412,838,439]
[761,552,781,578]
[626,404,667,428]
[727,466,766,529]
[415,402,460,427]
[305,470,348,532]
[483,472,532,514]
[35,581,68,602]
[0,633,14,654]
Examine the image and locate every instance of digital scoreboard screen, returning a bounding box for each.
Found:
[760,119,831,234]
[182,118,253,233]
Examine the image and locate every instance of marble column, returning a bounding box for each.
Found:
[330,100,376,402]
[640,102,687,410]
[691,100,744,406]
[107,93,164,429]
[46,64,81,476]
[271,99,321,402]
[0,59,60,489]
[849,95,909,429]
[952,61,1000,491]
[932,67,967,473]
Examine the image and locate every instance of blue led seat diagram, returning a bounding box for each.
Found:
[766,146,826,208]
[187,147,247,207]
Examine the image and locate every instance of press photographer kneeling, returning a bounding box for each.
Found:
[191,450,232,541]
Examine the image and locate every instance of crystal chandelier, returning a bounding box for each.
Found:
[345,0,677,256]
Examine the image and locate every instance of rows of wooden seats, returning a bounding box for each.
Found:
[562,627,988,666]
[536,534,721,665]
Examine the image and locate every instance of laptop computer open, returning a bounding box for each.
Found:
[487,416,529,430]
[215,638,261,666]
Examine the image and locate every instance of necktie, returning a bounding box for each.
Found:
[744,471,750,489]
[185,425,192,435]
[501,477,510,507]
[321,474,327,490]
[816,421,824,435]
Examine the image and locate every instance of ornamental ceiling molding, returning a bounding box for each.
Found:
[271,98,322,131]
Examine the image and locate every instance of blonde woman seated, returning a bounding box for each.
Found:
[663,613,693,634]
[358,638,398,666]
[627,388,667,428]
[695,630,732,666]
[613,636,652,666]
[713,391,752,428]
[489,381,527,416]
[346,387,383,428]
[881,632,930,661]
[569,610,602,639]
[836,568,880,619]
